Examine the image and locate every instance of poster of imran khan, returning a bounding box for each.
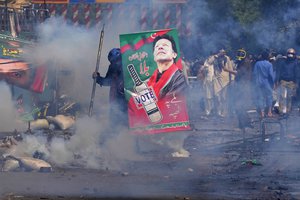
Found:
[120,28,191,134]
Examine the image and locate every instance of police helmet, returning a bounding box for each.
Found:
[108,48,121,63]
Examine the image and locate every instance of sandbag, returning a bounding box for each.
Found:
[31,119,49,130]
[14,156,52,171]
[47,115,75,130]
[2,159,20,172]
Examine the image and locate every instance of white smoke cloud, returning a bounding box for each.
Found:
[8,132,50,157]
[22,17,105,105]
[20,15,140,106]
[0,82,26,132]
[9,115,144,170]
[3,7,199,170]
[176,1,300,58]
[0,16,141,169]
[61,116,103,168]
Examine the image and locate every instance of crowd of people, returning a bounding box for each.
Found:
[92,45,300,133]
[187,47,300,128]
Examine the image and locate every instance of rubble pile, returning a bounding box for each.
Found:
[0,114,76,172]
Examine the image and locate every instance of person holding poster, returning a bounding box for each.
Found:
[121,29,191,135]
[93,48,127,128]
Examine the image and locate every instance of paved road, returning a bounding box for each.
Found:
[1,110,300,200]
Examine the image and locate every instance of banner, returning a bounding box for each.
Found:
[0,35,47,93]
[0,34,33,58]
[120,28,190,134]
[0,59,47,93]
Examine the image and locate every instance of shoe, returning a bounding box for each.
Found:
[205,111,211,116]
[171,149,190,158]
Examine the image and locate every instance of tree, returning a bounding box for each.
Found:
[229,0,261,26]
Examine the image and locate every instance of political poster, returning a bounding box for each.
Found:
[120,28,191,134]
[0,36,47,93]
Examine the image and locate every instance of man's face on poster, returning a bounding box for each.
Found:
[0,61,31,87]
[153,39,177,63]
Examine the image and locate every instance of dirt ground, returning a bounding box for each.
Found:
[1,109,300,200]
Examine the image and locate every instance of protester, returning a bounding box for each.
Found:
[233,48,254,129]
[92,48,127,127]
[211,49,236,117]
[199,55,215,116]
[275,48,299,116]
[253,50,275,118]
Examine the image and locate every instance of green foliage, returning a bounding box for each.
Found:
[229,0,261,26]
[198,0,300,54]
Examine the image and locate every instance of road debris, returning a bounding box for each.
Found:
[171,148,190,158]
[121,172,129,176]
[46,115,75,130]
[187,168,194,172]
[31,119,49,130]
[0,136,19,148]
[2,159,20,172]
[2,155,52,172]
[241,159,262,166]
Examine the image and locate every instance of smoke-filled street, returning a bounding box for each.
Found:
[1,106,300,200]
[0,0,300,199]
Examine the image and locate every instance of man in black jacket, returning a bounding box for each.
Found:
[275,48,299,115]
[93,48,127,127]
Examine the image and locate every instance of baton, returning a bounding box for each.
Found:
[88,24,105,117]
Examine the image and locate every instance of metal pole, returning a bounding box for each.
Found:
[88,24,105,117]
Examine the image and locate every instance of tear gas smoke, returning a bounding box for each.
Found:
[23,17,106,106]
[2,3,300,199]
[5,17,144,169]
[22,15,138,106]
[8,132,50,157]
[14,15,189,169]
[50,116,103,168]
[0,82,26,132]
[177,1,300,59]
[10,115,144,170]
